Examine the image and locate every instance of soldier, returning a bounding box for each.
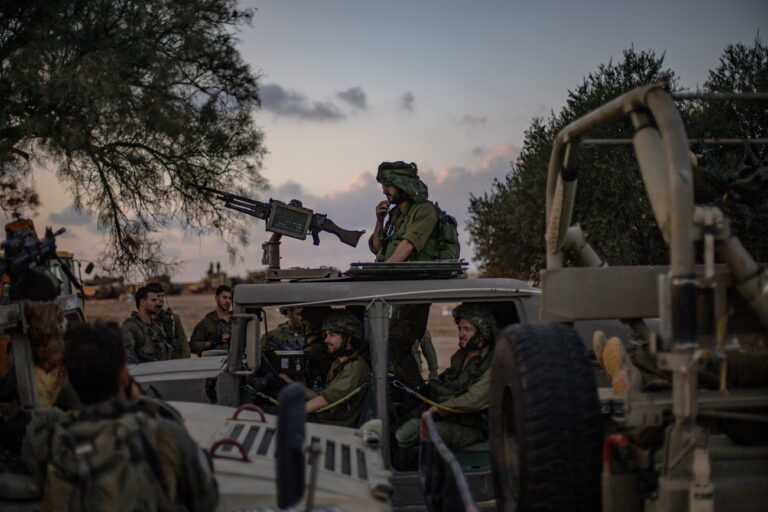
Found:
[261,306,305,351]
[368,161,459,386]
[369,161,442,263]
[396,303,496,450]
[22,321,218,511]
[190,285,232,356]
[122,285,174,363]
[146,282,190,359]
[282,310,371,428]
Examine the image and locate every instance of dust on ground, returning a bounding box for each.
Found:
[87,294,461,372]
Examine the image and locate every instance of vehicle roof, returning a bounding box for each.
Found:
[233,277,539,308]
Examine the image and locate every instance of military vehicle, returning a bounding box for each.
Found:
[134,259,632,510]
[487,85,768,511]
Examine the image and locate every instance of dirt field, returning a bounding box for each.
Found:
[86,294,461,372]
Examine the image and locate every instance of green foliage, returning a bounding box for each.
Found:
[0,0,267,275]
[468,48,674,281]
[469,41,768,282]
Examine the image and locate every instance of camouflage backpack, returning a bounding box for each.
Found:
[432,202,460,261]
[31,404,176,512]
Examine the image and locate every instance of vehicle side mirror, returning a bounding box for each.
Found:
[276,382,306,509]
[84,262,95,275]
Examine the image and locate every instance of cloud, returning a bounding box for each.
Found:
[260,83,345,121]
[471,146,487,156]
[48,206,94,227]
[261,143,520,270]
[400,91,415,112]
[336,87,367,110]
[459,114,488,129]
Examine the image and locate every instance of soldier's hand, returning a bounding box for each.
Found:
[375,200,389,223]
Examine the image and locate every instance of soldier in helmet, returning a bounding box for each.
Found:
[396,303,497,452]
[282,310,371,428]
[261,306,305,352]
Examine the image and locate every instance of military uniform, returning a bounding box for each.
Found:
[396,346,492,449]
[122,312,174,364]
[156,309,190,358]
[261,321,305,351]
[374,201,439,262]
[189,310,231,356]
[22,396,218,512]
[315,350,371,428]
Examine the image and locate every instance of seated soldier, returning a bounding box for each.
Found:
[22,322,219,511]
[261,306,305,351]
[396,304,497,452]
[282,310,370,428]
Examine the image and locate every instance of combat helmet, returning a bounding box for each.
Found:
[452,303,498,344]
[322,310,364,346]
[376,161,429,203]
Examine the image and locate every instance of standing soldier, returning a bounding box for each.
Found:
[147,281,190,358]
[368,161,459,387]
[190,285,232,356]
[261,306,305,351]
[122,286,174,363]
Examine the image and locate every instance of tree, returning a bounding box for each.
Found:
[468,41,768,282]
[468,48,675,281]
[1,0,267,275]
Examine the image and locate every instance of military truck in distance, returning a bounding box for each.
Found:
[488,86,768,511]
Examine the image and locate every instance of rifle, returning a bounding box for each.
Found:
[199,186,365,247]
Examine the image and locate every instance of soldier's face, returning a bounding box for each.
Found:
[143,292,161,315]
[155,292,165,311]
[286,307,303,329]
[216,291,232,312]
[381,184,398,203]
[325,330,346,355]
[457,319,479,349]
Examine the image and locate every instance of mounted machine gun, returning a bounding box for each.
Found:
[199,186,366,279]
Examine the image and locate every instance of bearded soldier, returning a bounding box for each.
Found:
[282,310,370,428]
[146,281,190,359]
[122,286,174,363]
[396,303,497,451]
[190,285,232,356]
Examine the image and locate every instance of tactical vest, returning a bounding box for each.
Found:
[378,201,459,262]
[38,400,176,512]
[432,348,492,404]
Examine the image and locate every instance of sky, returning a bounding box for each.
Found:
[27,0,767,282]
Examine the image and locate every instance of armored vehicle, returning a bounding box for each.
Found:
[488,85,768,511]
[134,261,629,510]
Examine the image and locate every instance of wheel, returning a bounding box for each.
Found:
[489,323,602,512]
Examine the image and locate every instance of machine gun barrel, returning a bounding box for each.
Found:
[200,185,365,248]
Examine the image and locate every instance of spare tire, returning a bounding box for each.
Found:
[489,323,602,512]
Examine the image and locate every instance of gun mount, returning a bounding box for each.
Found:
[200,186,366,280]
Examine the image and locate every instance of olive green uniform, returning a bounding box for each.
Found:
[22,397,218,512]
[397,346,492,449]
[261,322,305,352]
[156,309,190,358]
[371,201,439,263]
[122,312,174,364]
[190,310,231,356]
[315,351,371,428]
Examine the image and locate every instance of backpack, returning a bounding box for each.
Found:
[432,202,460,261]
[41,405,176,512]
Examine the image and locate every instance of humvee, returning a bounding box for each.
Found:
[134,261,631,510]
[487,85,768,511]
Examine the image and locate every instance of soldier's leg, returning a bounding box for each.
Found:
[389,304,429,388]
[434,422,485,449]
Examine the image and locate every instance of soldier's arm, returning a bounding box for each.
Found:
[189,319,213,356]
[390,202,438,262]
[305,394,329,413]
[439,367,490,411]
[369,200,389,254]
[175,315,190,358]
[317,360,368,406]
[160,420,219,512]
[122,324,140,364]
